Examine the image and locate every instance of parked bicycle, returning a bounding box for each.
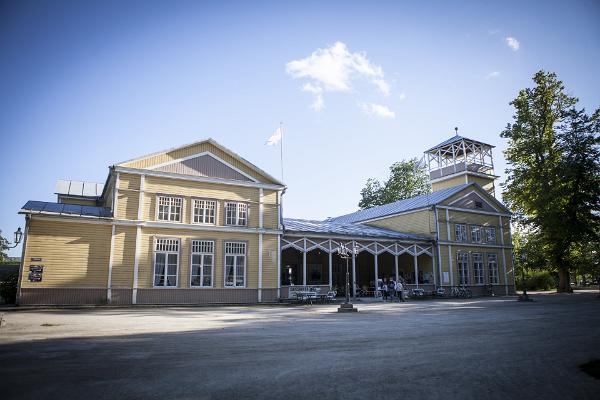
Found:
[449,286,472,298]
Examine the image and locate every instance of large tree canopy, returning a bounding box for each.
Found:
[501,71,600,292]
[358,158,431,209]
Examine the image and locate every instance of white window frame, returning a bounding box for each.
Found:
[488,253,499,285]
[472,253,484,285]
[191,198,217,225]
[457,252,469,286]
[454,224,467,242]
[470,225,482,243]
[190,240,214,288]
[224,241,247,288]
[153,237,180,288]
[156,195,183,222]
[224,202,248,226]
[485,227,496,244]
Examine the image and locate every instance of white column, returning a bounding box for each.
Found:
[277,234,281,299]
[351,240,356,298]
[137,174,145,220]
[328,239,333,289]
[374,244,379,293]
[499,215,508,295]
[431,246,437,286]
[413,244,419,289]
[132,226,141,304]
[394,244,399,282]
[258,233,263,302]
[113,172,120,215]
[434,207,443,286]
[107,225,116,303]
[259,188,264,229]
[302,238,307,286]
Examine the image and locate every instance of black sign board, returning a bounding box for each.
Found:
[31,257,42,262]
[28,272,43,282]
[29,265,44,273]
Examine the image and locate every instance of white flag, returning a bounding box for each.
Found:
[265,127,282,146]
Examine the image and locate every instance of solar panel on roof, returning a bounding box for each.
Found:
[81,206,100,217]
[68,181,84,196]
[55,180,71,195]
[62,204,83,215]
[43,203,64,213]
[82,182,97,197]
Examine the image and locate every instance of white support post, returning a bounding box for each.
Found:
[107,225,116,303]
[435,207,443,286]
[302,238,307,286]
[446,209,454,286]
[431,246,437,286]
[413,244,419,288]
[258,188,264,229]
[499,215,508,295]
[137,175,145,220]
[374,250,379,294]
[328,239,333,289]
[277,234,281,299]
[258,233,263,303]
[394,243,399,282]
[351,240,356,298]
[132,226,141,305]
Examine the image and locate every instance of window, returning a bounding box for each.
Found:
[474,201,483,209]
[157,196,182,222]
[485,227,496,244]
[191,240,214,287]
[224,242,246,287]
[473,253,484,285]
[457,252,469,285]
[225,202,248,226]
[454,224,468,242]
[192,199,216,224]
[154,238,179,287]
[488,253,499,284]
[470,225,482,243]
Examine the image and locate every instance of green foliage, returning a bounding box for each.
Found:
[359,158,431,209]
[501,70,600,292]
[0,273,18,304]
[516,270,556,291]
[0,233,9,263]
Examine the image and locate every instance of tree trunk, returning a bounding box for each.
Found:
[557,269,573,293]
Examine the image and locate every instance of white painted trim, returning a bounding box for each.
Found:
[259,188,264,229]
[413,245,419,288]
[437,241,513,249]
[351,240,356,297]
[448,190,500,212]
[448,244,454,286]
[107,224,116,302]
[328,239,333,289]
[223,241,248,288]
[429,170,499,184]
[258,233,263,302]
[137,175,145,220]
[277,234,281,299]
[282,232,432,244]
[148,151,260,183]
[302,238,307,286]
[437,205,511,217]
[113,172,120,215]
[499,215,508,295]
[354,206,432,224]
[114,166,284,190]
[132,226,141,304]
[151,236,181,288]
[189,239,215,288]
[155,194,184,223]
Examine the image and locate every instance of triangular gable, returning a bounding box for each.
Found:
[115,138,284,186]
[153,153,255,182]
[443,183,510,214]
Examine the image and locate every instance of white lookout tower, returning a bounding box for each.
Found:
[424,130,498,197]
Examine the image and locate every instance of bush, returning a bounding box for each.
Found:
[517,270,556,291]
[0,273,19,304]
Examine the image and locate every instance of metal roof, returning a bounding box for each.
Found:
[425,135,495,152]
[283,218,431,241]
[55,180,104,197]
[329,183,472,224]
[20,201,112,218]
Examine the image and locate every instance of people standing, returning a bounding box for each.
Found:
[388,278,396,301]
[381,278,389,301]
[396,280,405,302]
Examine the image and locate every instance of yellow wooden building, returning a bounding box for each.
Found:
[17,135,515,305]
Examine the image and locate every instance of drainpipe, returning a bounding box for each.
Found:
[15,214,30,306]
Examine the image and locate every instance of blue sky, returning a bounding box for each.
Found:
[1,0,599,256]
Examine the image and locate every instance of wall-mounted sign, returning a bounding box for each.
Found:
[28,272,43,282]
[31,257,42,262]
[29,265,44,273]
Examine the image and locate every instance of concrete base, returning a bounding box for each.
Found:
[337,303,358,313]
[518,294,534,302]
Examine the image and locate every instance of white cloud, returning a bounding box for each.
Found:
[398,92,407,101]
[358,102,396,119]
[485,71,500,80]
[505,36,520,51]
[286,41,390,110]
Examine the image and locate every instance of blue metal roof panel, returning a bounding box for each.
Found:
[21,201,112,218]
[283,218,431,241]
[329,183,471,224]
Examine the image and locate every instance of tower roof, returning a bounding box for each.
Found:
[425,135,494,153]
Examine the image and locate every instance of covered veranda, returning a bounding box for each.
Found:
[281,219,436,298]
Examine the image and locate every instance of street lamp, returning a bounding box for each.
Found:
[337,243,358,313]
[1,227,22,249]
[518,249,533,302]
[287,265,293,286]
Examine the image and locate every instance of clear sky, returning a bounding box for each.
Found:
[1,0,599,256]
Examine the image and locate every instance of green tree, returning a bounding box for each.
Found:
[502,71,600,292]
[358,158,431,209]
[0,232,9,263]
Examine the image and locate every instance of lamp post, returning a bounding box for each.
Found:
[518,250,532,302]
[337,243,358,313]
[1,227,22,249]
[287,265,293,286]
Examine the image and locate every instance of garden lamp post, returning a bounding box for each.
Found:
[337,243,358,313]
[1,227,22,249]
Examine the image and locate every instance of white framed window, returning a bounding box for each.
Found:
[454,224,467,242]
[154,238,179,287]
[457,252,469,285]
[470,225,482,243]
[224,241,246,287]
[488,253,499,284]
[485,227,496,244]
[191,240,214,287]
[225,202,248,226]
[157,196,183,222]
[192,199,216,225]
[473,253,484,285]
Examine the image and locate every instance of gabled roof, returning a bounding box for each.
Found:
[425,135,495,152]
[283,218,431,241]
[116,138,285,187]
[20,201,112,218]
[329,183,471,224]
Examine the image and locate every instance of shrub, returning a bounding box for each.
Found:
[0,273,19,304]
[517,270,556,291]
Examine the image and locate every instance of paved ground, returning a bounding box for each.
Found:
[1,293,599,400]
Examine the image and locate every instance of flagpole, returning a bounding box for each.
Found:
[279,121,284,182]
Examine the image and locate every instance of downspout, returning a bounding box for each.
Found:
[15,214,30,306]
